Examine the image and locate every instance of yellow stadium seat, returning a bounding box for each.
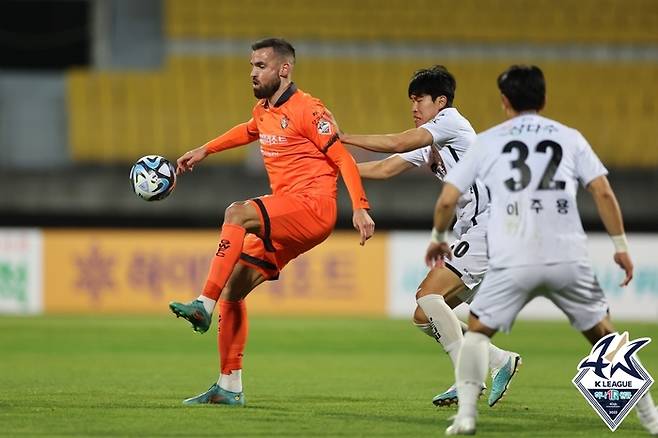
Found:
[68,57,658,167]
[164,0,658,44]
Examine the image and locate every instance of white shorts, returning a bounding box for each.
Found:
[444,221,489,303]
[470,261,609,333]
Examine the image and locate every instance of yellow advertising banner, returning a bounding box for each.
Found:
[43,229,387,315]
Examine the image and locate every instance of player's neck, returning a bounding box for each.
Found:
[507,109,539,119]
[267,80,293,107]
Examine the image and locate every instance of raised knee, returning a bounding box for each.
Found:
[412,306,428,324]
[224,201,251,225]
[415,287,429,300]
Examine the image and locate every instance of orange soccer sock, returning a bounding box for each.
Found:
[218,299,249,374]
[202,223,246,301]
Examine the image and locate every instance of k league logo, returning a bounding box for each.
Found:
[573,332,654,431]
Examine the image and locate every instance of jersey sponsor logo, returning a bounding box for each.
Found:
[572,332,653,431]
[260,147,280,158]
[317,119,332,135]
[280,116,288,129]
[259,133,288,145]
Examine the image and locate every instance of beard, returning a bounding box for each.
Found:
[253,76,281,99]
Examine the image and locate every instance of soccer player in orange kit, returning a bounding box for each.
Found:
[168,38,375,406]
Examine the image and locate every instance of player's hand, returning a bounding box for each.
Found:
[176,146,208,174]
[425,241,452,268]
[613,251,633,287]
[353,208,375,246]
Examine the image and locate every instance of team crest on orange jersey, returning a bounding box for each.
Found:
[280,116,288,129]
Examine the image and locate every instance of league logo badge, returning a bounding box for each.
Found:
[573,332,653,431]
[316,119,332,135]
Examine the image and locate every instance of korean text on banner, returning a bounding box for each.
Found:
[43,229,387,315]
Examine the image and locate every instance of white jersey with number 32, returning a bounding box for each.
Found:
[445,114,607,268]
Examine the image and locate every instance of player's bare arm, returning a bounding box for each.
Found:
[358,155,415,179]
[587,175,634,286]
[341,127,433,154]
[425,183,461,267]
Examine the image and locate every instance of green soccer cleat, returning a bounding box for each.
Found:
[432,384,486,407]
[169,299,212,334]
[182,383,245,406]
[488,352,522,407]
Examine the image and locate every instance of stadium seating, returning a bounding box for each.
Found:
[67,58,251,162]
[68,56,658,167]
[164,0,658,44]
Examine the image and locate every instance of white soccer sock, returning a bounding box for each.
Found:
[488,343,509,371]
[456,331,490,419]
[458,317,508,371]
[196,295,216,315]
[636,386,656,416]
[628,357,655,415]
[218,369,242,393]
[416,294,464,367]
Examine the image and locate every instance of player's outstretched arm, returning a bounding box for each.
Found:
[358,155,415,180]
[176,119,259,174]
[587,175,633,286]
[341,128,432,154]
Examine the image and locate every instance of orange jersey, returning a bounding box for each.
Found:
[204,84,369,210]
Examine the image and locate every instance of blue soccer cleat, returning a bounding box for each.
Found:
[488,352,522,407]
[169,299,212,334]
[432,384,486,407]
[433,385,458,407]
[182,383,245,406]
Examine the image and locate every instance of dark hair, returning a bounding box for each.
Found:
[251,38,296,62]
[408,65,456,106]
[497,65,546,112]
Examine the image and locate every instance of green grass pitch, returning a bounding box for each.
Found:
[0,315,655,437]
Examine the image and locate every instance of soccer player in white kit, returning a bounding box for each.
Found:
[426,65,658,435]
[341,65,520,407]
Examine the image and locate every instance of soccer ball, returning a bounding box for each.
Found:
[130,155,176,201]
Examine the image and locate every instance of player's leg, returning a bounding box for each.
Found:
[414,267,467,368]
[414,269,485,407]
[415,225,519,407]
[169,200,262,333]
[447,314,496,435]
[414,271,513,371]
[447,266,531,435]
[182,263,265,406]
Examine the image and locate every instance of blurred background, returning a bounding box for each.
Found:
[0,0,657,318]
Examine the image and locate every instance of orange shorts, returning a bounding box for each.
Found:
[238,193,337,280]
